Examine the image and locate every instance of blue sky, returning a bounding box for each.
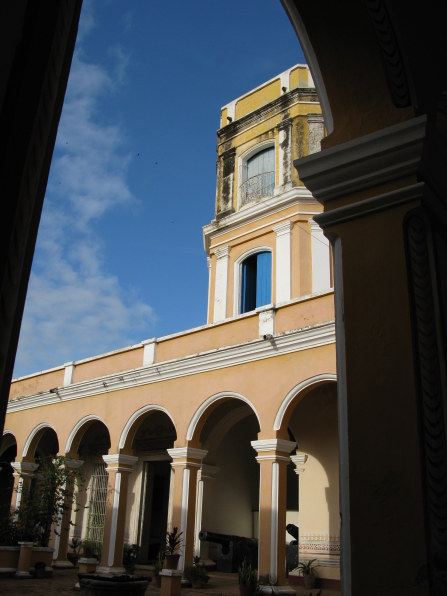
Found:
[13,0,305,378]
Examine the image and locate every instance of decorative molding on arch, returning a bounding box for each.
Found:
[281,0,333,133]
[2,428,15,438]
[64,414,106,454]
[118,404,176,450]
[186,391,261,442]
[23,422,57,458]
[273,373,337,431]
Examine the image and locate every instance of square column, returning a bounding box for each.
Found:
[167,447,207,570]
[53,458,83,568]
[251,439,296,584]
[96,454,138,574]
[10,461,38,512]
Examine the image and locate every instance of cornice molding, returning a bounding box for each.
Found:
[203,187,315,252]
[7,322,335,413]
[296,116,427,204]
[217,87,319,144]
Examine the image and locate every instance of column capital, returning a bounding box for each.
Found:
[251,439,296,462]
[273,220,293,236]
[215,245,231,260]
[199,464,220,481]
[168,447,208,468]
[11,461,39,476]
[60,457,83,469]
[102,453,138,472]
[290,453,308,474]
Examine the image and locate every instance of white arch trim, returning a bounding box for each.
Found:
[119,404,176,450]
[23,422,58,458]
[64,415,106,454]
[186,391,261,442]
[273,373,337,431]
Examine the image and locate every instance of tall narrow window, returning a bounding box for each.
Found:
[86,462,108,549]
[240,251,272,313]
[240,146,275,206]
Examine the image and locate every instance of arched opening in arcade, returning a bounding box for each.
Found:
[192,395,261,572]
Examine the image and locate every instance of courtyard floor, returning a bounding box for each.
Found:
[0,568,341,596]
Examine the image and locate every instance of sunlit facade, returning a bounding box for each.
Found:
[2,65,338,586]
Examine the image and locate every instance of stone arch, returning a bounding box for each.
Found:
[65,415,107,455]
[274,373,336,435]
[119,404,176,452]
[22,422,59,459]
[186,391,261,445]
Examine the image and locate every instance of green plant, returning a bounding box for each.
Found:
[81,538,101,558]
[238,557,258,593]
[14,455,84,547]
[165,526,183,555]
[296,558,318,576]
[153,548,165,576]
[123,543,139,567]
[184,556,209,586]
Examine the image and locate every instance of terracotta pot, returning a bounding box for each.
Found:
[165,554,180,569]
[303,574,316,588]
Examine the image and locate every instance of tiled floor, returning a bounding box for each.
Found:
[0,569,341,596]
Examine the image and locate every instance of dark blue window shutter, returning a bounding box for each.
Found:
[256,251,271,307]
[241,255,257,313]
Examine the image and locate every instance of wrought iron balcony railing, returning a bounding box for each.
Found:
[240,171,274,206]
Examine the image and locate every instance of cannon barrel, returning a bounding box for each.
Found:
[199,530,257,548]
[286,523,299,541]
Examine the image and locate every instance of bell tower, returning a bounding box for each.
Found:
[203,65,331,324]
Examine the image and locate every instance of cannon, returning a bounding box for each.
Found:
[199,530,258,571]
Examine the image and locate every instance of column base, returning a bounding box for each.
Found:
[15,570,32,578]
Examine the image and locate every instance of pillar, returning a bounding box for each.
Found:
[194,464,219,560]
[213,246,230,322]
[277,118,293,192]
[10,461,38,512]
[97,453,138,574]
[297,115,447,594]
[290,453,308,566]
[251,439,296,584]
[167,447,207,570]
[53,458,83,568]
[273,221,292,304]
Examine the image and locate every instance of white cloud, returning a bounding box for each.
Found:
[13,28,156,378]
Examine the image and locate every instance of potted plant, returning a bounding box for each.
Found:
[78,540,100,574]
[184,556,209,588]
[123,543,139,574]
[238,557,258,596]
[165,526,182,569]
[153,548,165,587]
[68,537,82,568]
[296,558,318,588]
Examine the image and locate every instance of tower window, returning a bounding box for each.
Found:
[240,146,275,206]
[240,251,272,313]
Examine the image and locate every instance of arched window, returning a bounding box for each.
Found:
[240,146,275,206]
[240,251,272,313]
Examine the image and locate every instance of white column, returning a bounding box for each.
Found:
[273,221,292,304]
[194,464,219,559]
[206,257,212,323]
[310,218,331,292]
[213,246,230,322]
